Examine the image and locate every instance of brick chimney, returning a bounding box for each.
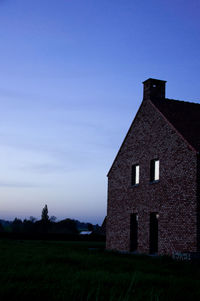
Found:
[143,78,166,100]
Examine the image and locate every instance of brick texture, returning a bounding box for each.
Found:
[106,85,198,255]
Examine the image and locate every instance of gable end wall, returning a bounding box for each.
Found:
[106,99,197,255]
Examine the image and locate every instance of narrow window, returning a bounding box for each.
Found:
[150,159,159,182]
[155,160,159,181]
[131,164,139,186]
[149,212,159,254]
[130,213,138,252]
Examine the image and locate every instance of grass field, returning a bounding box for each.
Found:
[0,239,200,301]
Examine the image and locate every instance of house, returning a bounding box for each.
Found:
[106,78,200,256]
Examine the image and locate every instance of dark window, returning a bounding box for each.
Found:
[150,159,159,182]
[149,212,159,254]
[130,213,138,252]
[131,164,139,186]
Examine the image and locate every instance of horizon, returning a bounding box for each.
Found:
[0,215,101,225]
[0,0,200,224]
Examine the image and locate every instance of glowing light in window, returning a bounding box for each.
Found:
[135,165,140,184]
[155,160,159,181]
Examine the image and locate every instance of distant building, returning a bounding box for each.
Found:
[106,78,200,255]
[80,231,92,235]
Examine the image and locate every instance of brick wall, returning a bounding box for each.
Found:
[106,98,197,255]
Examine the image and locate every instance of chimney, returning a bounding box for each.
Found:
[143,78,166,100]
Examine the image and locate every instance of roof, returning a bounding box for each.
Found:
[151,98,200,152]
[107,96,200,176]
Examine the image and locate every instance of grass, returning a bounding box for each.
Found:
[0,239,200,300]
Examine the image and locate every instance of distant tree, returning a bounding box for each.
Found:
[23,219,35,233]
[87,223,94,231]
[95,224,100,231]
[0,222,4,232]
[50,216,57,223]
[40,204,50,233]
[12,218,23,233]
[29,216,36,223]
[56,218,78,234]
[41,204,49,222]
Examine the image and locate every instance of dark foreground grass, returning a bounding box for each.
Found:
[0,240,200,301]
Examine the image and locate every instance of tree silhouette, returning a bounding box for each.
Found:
[41,204,49,222]
[29,216,36,223]
[0,222,4,232]
[87,223,94,231]
[12,218,23,232]
[50,216,57,222]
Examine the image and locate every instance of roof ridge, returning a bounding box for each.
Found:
[165,98,200,105]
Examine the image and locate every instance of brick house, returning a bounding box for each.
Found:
[106,78,200,256]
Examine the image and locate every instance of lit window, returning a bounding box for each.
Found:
[131,164,139,186]
[150,159,159,182]
[155,160,159,181]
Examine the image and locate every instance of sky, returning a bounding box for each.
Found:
[0,0,200,224]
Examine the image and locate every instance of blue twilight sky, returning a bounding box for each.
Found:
[0,0,200,224]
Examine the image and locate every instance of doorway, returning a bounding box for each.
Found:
[149,213,158,254]
[130,213,138,252]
